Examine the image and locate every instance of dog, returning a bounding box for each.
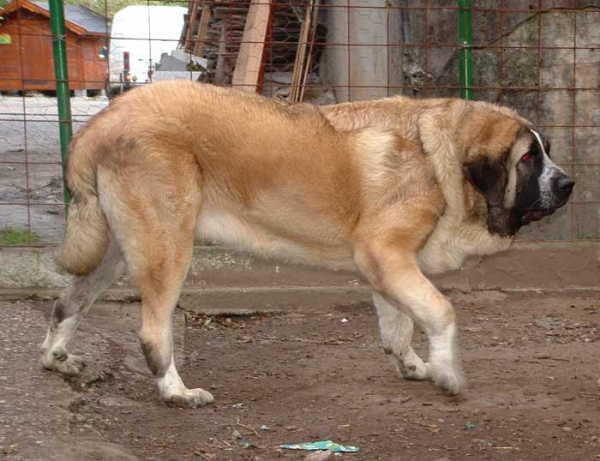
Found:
[41,81,574,407]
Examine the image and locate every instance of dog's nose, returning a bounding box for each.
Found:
[558,177,575,195]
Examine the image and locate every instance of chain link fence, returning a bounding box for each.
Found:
[0,0,598,247]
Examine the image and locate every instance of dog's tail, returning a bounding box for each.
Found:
[56,134,109,275]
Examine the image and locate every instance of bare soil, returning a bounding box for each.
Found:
[2,290,600,461]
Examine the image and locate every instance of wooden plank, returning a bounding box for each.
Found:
[299,0,321,102]
[231,0,273,92]
[214,23,229,85]
[193,7,212,57]
[289,0,314,102]
[185,0,201,51]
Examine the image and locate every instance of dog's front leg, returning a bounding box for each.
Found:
[372,291,428,381]
[355,246,463,395]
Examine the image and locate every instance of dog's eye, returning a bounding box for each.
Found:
[520,152,532,162]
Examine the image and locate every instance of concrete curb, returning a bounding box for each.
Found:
[0,243,598,310]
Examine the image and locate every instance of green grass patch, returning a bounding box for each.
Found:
[0,227,40,245]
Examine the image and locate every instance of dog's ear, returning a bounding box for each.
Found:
[464,156,508,207]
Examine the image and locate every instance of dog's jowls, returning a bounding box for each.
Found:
[41,81,573,407]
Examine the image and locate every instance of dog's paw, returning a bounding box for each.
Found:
[392,354,429,381]
[164,388,215,408]
[427,362,463,395]
[42,353,86,377]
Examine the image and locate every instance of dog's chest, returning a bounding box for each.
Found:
[418,218,512,275]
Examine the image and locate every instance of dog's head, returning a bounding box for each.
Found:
[463,114,574,237]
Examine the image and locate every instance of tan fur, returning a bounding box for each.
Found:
[44,81,548,404]
[56,128,110,275]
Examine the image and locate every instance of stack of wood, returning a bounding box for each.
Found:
[181,0,325,97]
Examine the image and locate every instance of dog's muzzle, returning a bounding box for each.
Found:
[522,173,574,225]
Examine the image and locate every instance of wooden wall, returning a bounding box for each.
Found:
[0,10,108,91]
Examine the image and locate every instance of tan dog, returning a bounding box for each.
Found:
[41,81,573,407]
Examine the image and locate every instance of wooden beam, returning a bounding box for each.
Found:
[193,7,212,57]
[299,0,321,102]
[289,0,315,102]
[231,0,273,93]
[214,23,229,85]
[185,0,201,51]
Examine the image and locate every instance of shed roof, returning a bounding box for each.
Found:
[1,0,109,36]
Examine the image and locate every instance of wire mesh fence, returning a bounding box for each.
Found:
[0,0,598,247]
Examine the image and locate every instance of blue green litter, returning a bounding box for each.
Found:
[280,440,359,453]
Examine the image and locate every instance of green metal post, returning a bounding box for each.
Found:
[49,0,72,207]
[458,0,474,100]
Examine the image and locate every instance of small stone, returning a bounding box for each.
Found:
[304,451,333,461]
[67,396,86,412]
[232,429,243,440]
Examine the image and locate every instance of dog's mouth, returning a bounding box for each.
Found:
[521,194,572,225]
[522,208,556,225]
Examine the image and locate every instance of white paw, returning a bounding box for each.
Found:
[387,348,429,381]
[426,362,463,395]
[42,353,86,377]
[163,388,215,408]
[401,356,429,381]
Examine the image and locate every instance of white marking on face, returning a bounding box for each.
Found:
[504,156,518,209]
[530,129,565,208]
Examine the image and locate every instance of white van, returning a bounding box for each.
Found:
[106,5,187,96]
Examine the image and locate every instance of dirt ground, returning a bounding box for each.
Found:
[2,290,600,461]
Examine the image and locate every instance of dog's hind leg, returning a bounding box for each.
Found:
[373,292,428,381]
[133,234,214,408]
[41,236,126,376]
[97,158,212,408]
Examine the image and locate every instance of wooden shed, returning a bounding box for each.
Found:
[0,0,109,92]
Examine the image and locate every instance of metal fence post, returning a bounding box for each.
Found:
[457,0,473,100]
[49,0,72,208]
